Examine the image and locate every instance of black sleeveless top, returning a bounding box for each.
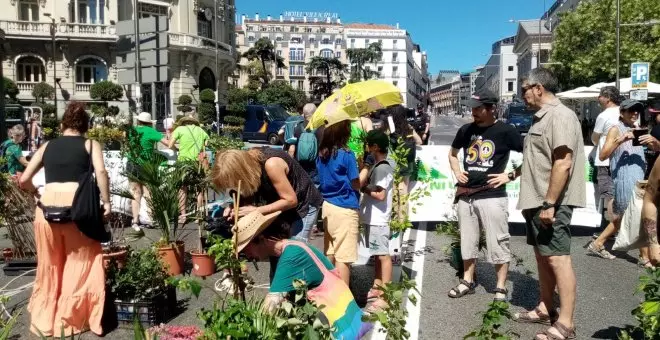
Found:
[253,148,323,225]
[43,136,91,183]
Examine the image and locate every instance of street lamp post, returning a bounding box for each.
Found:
[44,14,57,118]
[214,0,220,134]
[616,0,620,89]
[0,28,6,142]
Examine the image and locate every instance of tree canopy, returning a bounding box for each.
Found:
[346,42,383,83]
[306,56,347,100]
[550,0,660,89]
[242,37,286,87]
[256,80,306,111]
[90,80,124,102]
[32,82,54,103]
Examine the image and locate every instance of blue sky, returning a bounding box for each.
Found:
[236,0,545,75]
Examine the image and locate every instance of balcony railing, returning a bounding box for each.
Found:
[76,83,92,93]
[17,81,36,94]
[0,20,116,40]
[169,33,233,55]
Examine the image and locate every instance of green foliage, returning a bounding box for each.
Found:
[177,94,194,113]
[207,236,244,274]
[31,82,54,103]
[256,80,306,111]
[464,301,519,340]
[389,137,430,233]
[227,85,256,116]
[306,56,348,99]
[347,42,383,83]
[243,37,287,87]
[200,89,216,103]
[87,126,125,147]
[41,109,60,140]
[197,102,216,126]
[199,298,280,339]
[274,279,335,339]
[436,221,461,249]
[2,77,19,100]
[207,134,244,152]
[550,0,660,89]
[619,268,660,340]
[0,296,20,340]
[105,248,171,301]
[90,80,124,102]
[362,275,418,340]
[223,115,246,126]
[38,102,56,115]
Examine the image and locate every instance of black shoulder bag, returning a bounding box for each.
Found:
[70,140,111,242]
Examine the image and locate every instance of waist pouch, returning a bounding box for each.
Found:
[454,185,494,204]
[37,201,73,223]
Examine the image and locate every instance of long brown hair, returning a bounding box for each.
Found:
[318,120,351,160]
[211,149,263,196]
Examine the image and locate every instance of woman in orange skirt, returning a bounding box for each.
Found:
[19,101,111,337]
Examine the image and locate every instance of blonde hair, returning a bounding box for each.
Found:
[9,124,25,138]
[212,149,263,197]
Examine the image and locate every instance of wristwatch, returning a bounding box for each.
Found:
[541,201,555,210]
[507,172,516,181]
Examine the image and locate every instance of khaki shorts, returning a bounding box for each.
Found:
[322,201,359,263]
[457,197,511,264]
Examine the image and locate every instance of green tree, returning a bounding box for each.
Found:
[550,0,660,89]
[177,94,194,114]
[346,42,383,83]
[242,37,286,87]
[256,80,306,111]
[226,85,256,116]
[2,77,19,102]
[306,56,347,99]
[31,82,54,103]
[197,89,216,126]
[90,80,124,102]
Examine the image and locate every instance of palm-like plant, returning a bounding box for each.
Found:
[306,56,347,99]
[242,37,286,87]
[346,42,383,83]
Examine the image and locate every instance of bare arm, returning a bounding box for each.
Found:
[90,140,111,205]
[544,146,573,204]
[287,144,296,158]
[590,131,600,146]
[18,156,29,167]
[642,158,660,245]
[19,142,47,195]
[600,127,630,161]
[258,157,298,214]
[167,135,177,150]
[159,137,169,147]
[359,167,370,188]
[448,147,468,184]
[412,130,423,145]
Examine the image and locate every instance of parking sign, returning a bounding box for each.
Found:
[631,62,650,89]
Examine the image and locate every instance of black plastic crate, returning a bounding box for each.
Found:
[2,258,37,276]
[114,287,176,328]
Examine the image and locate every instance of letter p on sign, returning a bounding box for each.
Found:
[632,62,650,89]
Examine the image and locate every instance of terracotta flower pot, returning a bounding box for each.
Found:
[103,247,129,269]
[158,241,185,276]
[2,248,13,262]
[190,250,216,277]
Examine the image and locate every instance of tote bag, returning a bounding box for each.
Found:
[613,181,646,251]
[71,140,111,242]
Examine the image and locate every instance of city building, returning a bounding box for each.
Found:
[1,0,236,121]
[344,23,428,108]
[429,81,453,115]
[476,36,518,102]
[512,19,551,94]
[543,0,584,32]
[433,70,459,86]
[234,12,346,98]
[450,72,471,115]
[470,66,484,95]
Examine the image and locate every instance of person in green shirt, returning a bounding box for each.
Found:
[126,112,168,230]
[167,116,209,222]
[2,125,29,176]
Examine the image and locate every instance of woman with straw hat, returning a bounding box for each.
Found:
[235,210,370,340]
[125,112,168,230]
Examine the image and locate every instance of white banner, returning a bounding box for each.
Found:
[408,145,601,227]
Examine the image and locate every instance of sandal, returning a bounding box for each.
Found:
[493,287,508,302]
[513,307,557,325]
[447,279,476,298]
[535,321,576,340]
[586,242,616,259]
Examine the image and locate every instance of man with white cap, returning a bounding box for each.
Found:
[126,112,169,230]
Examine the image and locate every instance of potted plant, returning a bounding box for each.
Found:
[190,195,215,277]
[87,126,125,150]
[102,212,131,270]
[106,248,176,328]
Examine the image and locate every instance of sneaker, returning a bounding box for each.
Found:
[131,223,141,232]
[587,242,616,259]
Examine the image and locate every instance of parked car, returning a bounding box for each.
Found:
[502,103,534,136]
[242,105,290,145]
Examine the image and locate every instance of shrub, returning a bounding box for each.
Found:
[223,115,245,126]
[2,77,19,100]
[106,248,171,301]
[197,102,216,126]
[199,89,215,103]
[90,80,124,102]
[178,94,193,105]
[32,82,54,103]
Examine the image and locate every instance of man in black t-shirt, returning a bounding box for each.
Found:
[447,89,524,301]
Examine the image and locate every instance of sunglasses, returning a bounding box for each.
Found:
[522,84,539,93]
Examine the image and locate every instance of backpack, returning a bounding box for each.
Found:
[0,140,14,173]
[284,115,305,144]
[296,128,318,163]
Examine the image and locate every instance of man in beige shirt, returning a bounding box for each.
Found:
[513,68,585,340]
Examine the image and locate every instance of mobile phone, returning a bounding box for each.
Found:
[632,129,645,146]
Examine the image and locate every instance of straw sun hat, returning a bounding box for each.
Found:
[235,210,281,253]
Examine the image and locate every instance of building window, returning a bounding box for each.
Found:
[297,65,304,75]
[310,51,315,57]
[393,80,398,87]
[335,51,341,59]
[320,28,326,33]
[19,0,39,21]
[289,48,304,61]
[275,26,282,32]
[309,37,316,43]
[247,25,254,31]
[298,80,304,89]
[290,80,296,88]
[16,56,45,83]
[276,36,282,42]
[289,66,295,76]
[350,38,355,48]
[393,39,398,48]
[321,49,332,58]
[392,66,399,77]
[305,27,312,33]
[277,67,283,76]
[335,38,342,44]
[321,38,331,44]
[76,58,108,84]
[290,26,299,32]
[378,39,382,45]
[392,52,398,62]
[259,26,266,31]
[68,0,106,24]
[197,13,212,39]
[290,37,302,43]
[365,39,370,45]
[248,36,255,42]
[138,2,167,18]
[508,66,514,71]
[507,81,514,92]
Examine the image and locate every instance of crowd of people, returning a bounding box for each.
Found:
[3,67,660,339]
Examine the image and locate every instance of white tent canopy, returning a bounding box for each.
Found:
[558,78,660,100]
[590,77,660,94]
[557,86,600,99]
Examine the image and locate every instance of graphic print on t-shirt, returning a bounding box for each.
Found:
[466,136,496,171]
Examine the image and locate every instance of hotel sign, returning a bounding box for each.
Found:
[282,11,339,19]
